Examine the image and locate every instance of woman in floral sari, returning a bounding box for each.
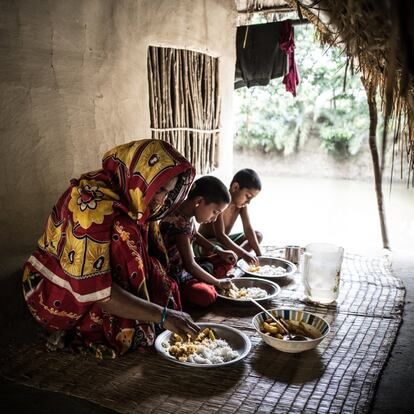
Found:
[22,139,198,358]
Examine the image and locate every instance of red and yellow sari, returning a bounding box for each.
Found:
[22,139,195,357]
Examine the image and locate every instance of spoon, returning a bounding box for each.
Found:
[250,298,308,341]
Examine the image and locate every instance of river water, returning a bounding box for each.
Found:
[231,175,414,255]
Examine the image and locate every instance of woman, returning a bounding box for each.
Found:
[22,139,199,358]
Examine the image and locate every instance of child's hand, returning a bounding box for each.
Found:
[242,252,259,266]
[215,278,233,289]
[163,309,200,339]
[218,249,237,265]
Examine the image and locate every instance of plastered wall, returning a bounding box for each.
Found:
[0,0,237,270]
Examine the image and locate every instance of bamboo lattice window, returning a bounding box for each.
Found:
[148,46,220,174]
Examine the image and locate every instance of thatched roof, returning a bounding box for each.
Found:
[236,0,414,185]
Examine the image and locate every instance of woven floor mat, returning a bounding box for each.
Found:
[0,253,405,414]
[244,250,405,318]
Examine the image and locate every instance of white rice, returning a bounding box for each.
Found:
[252,264,286,277]
[224,286,268,300]
[241,287,267,299]
[166,337,239,365]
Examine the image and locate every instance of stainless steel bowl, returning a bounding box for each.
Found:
[216,277,280,303]
[238,256,297,279]
[155,323,251,368]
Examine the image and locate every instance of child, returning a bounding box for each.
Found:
[198,168,263,266]
[160,176,237,308]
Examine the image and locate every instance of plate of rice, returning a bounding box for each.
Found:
[217,277,280,303]
[238,256,297,279]
[155,323,251,367]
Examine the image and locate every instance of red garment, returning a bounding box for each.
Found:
[280,20,300,96]
[181,280,217,308]
[180,256,233,308]
[180,254,233,308]
[77,216,183,355]
[22,139,195,357]
[179,255,233,308]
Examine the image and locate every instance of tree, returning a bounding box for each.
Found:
[234,25,372,158]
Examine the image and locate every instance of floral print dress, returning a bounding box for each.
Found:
[22,139,195,358]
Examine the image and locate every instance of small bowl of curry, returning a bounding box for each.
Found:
[252,308,330,353]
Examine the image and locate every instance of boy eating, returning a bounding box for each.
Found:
[160,176,237,308]
[198,169,262,266]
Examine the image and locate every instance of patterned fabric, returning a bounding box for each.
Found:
[159,211,197,284]
[23,139,195,357]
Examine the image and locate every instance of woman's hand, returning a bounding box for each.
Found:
[242,251,259,266]
[218,249,238,265]
[163,309,200,339]
[215,278,233,289]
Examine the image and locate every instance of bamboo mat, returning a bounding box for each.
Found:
[0,252,405,413]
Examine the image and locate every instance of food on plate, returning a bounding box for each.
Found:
[247,264,261,273]
[247,264,287,277]
[260,317,320,340]
[220,283,267,300]
[162,327,239,364]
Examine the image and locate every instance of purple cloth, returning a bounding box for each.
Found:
[279,21,300,96]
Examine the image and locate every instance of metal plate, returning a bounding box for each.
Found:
[154,323,251,368]
[216,277,280,303]
[238,256,297,279]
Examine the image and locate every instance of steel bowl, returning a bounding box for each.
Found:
[155,323,251,368]
[238,256,297,279]
[216,277,280,303]
[252,308,330,353]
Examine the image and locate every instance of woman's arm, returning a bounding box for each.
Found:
[99,283,199,337]
[240,207,262,256]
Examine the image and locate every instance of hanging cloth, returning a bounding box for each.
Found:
[279,20,300,96]
[235,21,288,89]
[234,20,300,96]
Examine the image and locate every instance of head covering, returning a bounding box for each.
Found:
[69,139,194,229]
[29,139,195,304]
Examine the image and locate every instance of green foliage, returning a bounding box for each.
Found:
[234,24,371,158]
[319,127,351,157]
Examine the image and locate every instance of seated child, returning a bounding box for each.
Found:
[160,176,237,308]
[198,168,263,266]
